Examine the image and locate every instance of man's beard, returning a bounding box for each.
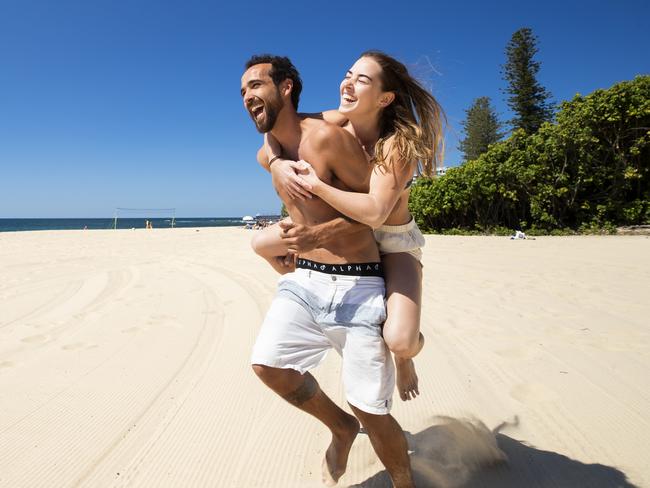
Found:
[252,94,283,133]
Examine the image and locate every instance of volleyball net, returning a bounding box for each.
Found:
[112,208,176,229]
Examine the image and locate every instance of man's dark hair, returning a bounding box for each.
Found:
[245,54,302,109]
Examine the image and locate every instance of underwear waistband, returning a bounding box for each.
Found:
[374,217,417,234]
[296,258,383,277]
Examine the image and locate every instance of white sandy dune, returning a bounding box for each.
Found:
[0,228,648,487]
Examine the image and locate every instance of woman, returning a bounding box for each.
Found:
[253,50,444,401]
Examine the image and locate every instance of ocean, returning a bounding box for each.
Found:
[0,217,260,233]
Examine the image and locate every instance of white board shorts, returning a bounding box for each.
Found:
[373,217,425,262]
[251,268,394,415]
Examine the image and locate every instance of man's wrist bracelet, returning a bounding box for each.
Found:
[268,155,281,166]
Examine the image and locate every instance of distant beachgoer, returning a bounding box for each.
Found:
[242,54,414,487]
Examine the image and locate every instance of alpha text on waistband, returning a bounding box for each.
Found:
[296,258,383,277]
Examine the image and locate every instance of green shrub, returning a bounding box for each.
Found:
[410,76,650,234]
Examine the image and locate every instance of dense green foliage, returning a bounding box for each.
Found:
[459,97,503,161]
[411,76,650,233]
[502,28,553,134]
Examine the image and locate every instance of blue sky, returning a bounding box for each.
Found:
[1,0,648,217]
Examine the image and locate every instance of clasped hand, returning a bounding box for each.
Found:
[277,218,319,254]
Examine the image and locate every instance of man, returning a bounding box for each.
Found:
[241,55,414,487]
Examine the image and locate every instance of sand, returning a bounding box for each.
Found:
[0,228,648,487]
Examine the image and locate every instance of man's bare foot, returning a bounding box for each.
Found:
[396,356,419,401]
[322,414,360,486]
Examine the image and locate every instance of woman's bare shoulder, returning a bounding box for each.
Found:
[379,134,416,175]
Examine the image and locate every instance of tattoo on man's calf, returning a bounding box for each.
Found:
[282,373,319,406]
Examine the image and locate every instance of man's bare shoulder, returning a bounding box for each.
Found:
[297,110,347,127]
[322,110,348,126]
[300,123,369,193]
[302,122,356,154]
[298,112,324,121]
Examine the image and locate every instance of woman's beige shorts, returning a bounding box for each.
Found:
[373,218,425,261]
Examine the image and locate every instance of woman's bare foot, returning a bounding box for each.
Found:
[322,414,360,486]
[396,356,419,401]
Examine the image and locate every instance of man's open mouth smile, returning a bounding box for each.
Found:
[249,103,265,121]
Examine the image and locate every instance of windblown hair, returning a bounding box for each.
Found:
[245,54,303,109]
[361,50,445,177]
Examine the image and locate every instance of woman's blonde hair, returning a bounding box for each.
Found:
[361,50,445,177]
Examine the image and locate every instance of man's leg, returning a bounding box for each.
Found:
[252,365,359,485]
[349,405,414,488]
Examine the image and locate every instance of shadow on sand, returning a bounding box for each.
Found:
[351,417,637,488]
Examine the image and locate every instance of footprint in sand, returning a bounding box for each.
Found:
[85,311,101,321]
[150,314,173,320]
[147,315,183,329]
[161,320,183,329]
[584,339,630,352]
[0,361,15,370]
[21,334,49,344]
[495,347,538,361]
[62,342,86,351]
[510,382,560,405]
[121,327,141,334]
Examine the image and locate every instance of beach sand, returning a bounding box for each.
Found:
[0,228,648,487]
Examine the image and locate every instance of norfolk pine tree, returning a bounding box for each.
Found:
[459,96,503,161]
[502,28,553,134]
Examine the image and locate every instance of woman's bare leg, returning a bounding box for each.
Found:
[250,222,294,274]
[381,252,424,401]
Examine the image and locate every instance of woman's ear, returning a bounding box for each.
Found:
[379,92,395,108]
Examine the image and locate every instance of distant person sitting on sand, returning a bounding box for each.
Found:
[242,54,414,487]
[252,51,444,402]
